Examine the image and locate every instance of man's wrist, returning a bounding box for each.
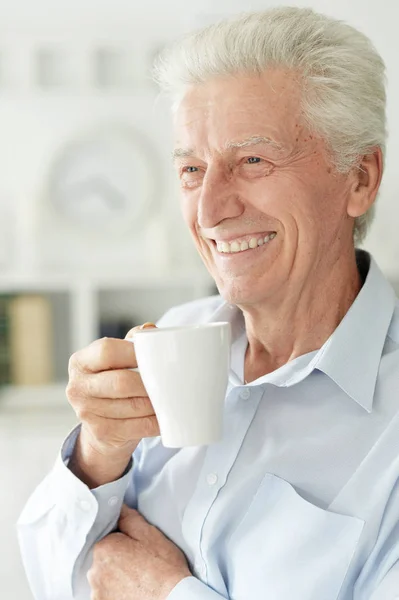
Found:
[68,428,137,488]
[162,573,193,599]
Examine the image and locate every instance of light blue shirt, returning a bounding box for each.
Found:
[17,250,399,599]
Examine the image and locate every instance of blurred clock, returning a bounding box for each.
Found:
[46,123,157,236]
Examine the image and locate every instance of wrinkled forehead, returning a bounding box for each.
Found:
[174,69,302,117]
[172,70,305,158]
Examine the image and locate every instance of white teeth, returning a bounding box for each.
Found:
[220,242,230,253]
[216,233,276,254]
[230,241,241,252]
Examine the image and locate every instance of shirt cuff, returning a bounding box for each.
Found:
[18,423,134,527]
[61,422,82,464]
[167,577,226,600]
[57,424,134,520]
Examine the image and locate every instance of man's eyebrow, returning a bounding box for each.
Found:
[171,135,283,162]
[225,135,283,151]
[171,148,195,161]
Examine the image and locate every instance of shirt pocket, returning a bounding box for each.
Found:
[225,473,364,600]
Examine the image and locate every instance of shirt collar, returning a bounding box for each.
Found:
[207,250,396,413]
[313,250,396,413]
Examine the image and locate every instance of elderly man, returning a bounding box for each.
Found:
[17,7,399,600]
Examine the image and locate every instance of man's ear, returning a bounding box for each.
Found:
[347,147,383,218]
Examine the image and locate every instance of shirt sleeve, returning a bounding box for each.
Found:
[16,424,136,600]
[167,577,228,599]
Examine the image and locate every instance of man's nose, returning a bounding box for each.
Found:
[197,166,244,229]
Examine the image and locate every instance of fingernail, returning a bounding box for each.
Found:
[141,322,156,329]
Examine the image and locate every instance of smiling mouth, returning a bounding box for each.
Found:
[212,232,277,254]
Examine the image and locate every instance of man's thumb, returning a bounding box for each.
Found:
[125,322,157,340]
[118,504,148,538]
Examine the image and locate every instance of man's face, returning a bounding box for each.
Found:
[173,70,355,306]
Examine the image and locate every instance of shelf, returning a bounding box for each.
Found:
[0,270,213,292]
[0,382,70,411]
[0,268,217,390]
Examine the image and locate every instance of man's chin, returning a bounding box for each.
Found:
[215,280,257,307]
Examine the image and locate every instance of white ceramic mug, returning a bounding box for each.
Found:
[131,322,231,448]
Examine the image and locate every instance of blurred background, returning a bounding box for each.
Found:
[1,0,398,597]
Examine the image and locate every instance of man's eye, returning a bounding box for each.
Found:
[246,156,262,164]
[183,166,199,173]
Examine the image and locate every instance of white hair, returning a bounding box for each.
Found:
[153,7,387,244]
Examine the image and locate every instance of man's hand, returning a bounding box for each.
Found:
[88,505,192,600]
[66,323,160,488]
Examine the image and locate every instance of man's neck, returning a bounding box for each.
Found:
[241,251,363,382]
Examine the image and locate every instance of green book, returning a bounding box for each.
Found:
[0,295,12,386]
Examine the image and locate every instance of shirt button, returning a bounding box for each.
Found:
[108,496,119,507]
[240,388,251,400]
[79,499,92,512]
[206,473,218,486]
